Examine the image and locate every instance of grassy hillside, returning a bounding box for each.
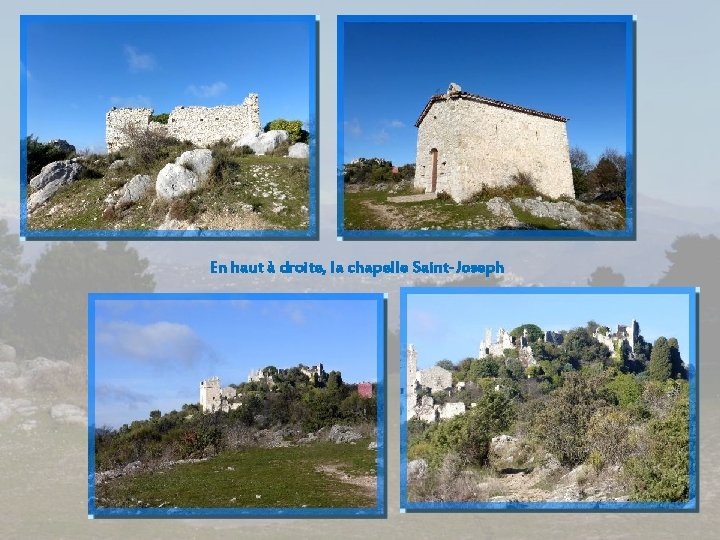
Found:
[27,139,309,231]
[96,439,376,509]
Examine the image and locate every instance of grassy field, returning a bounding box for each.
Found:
[95,439,377,509]
[27,150,309,231]
[343,185,624,231]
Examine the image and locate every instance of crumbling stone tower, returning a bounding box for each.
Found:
[199,376,221,413]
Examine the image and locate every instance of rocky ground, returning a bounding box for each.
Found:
[344,182,625,231]
[407,434,627,503]
[26,132,310,232]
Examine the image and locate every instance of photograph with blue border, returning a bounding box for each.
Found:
[338,15,636,240]
[21,15,317,240]
[88,292,385,518]
[400,286,697,511]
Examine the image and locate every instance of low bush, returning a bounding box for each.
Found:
[264,118,308,143]
[26,135,75,180]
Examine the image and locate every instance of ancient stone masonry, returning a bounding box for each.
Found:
[248,363,326,386]
[106,93,261,152]
[593,320,639,354]
[199,377,241,413]
[413,82,575,202]
[479,327,514,358]
[406,344,466,422]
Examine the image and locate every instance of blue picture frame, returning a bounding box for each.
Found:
[88,292,386,518]
[21,15,318,240]
[338,15,636,240]
[400,286,697,511]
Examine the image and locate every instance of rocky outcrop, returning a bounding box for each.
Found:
[486,197,521,227]
[328,425,363,444]
[288,142,309,159]
[511,198,585,228]
[155,150,213,200]
[104,174,152,208]
[27,160,84,212]
[232,130,289,155]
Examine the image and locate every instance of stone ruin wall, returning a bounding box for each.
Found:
[414,98,574,202]
[106,93,260,153]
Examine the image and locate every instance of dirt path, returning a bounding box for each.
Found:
[315,464,376,499]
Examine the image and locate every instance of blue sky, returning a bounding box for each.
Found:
[93,297,379,428]
[342,19,628,166]
[24,16,312,152]
[407,292,691,369]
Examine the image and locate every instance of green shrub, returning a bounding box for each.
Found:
[149,113,170,124]
[264,119,308,143]
[26,135,75,180]
[625,386,689,502]
[532,372,608,466]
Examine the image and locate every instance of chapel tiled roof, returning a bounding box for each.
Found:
[414,91,568,127]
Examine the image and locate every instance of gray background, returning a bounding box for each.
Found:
[1,0,719,538]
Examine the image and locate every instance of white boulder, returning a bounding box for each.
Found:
[27,160,84,212]
[288,142,309,159]
[29,159,82,190]
[105,174,152,207]
[175,149,213,180]
[232,130,289,155]
[156,164,200,200]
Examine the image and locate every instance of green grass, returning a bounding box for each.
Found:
[344,184,624,231]
[27,150,309,231]
[344,188,495,230]
[95,439,376,509]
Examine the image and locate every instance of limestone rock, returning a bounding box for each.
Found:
[156,164,201,200]
[232,130,289,155]
[104,174,152,207]
[123,460,142,473]
[50,403,87,425]
[486,197,522,227]
[288,142,309,159]
[407,459,428,479]
[25,357,72,376]
[175,149,213,180]
[511,198,584,228]
[157,217,199,231]
[491,434,518,451]
[27,160,84,212]
[328,424,362,444]
[0,342,16,362]
[29,159,83,190]
[108,159,127,170]
[0,361,19,378]
[368,441,378,450]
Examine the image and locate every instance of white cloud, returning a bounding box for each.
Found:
[388,120,405,128]
[96,383,152,408]
[110,95,151,108]
[124,45,156,72]
[97,321,217,367]
[344,118,362,137]
[186,81,228,98]
[371,129,389,144]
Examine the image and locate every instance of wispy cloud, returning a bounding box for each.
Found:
[345,118,362,137]
[187,81,228,98]
[110,95,152,108]
[371,129,389,144]
[97,321,217,367]
[96,383,152,408]
[124,45,156,72]
[387,119,405,129]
